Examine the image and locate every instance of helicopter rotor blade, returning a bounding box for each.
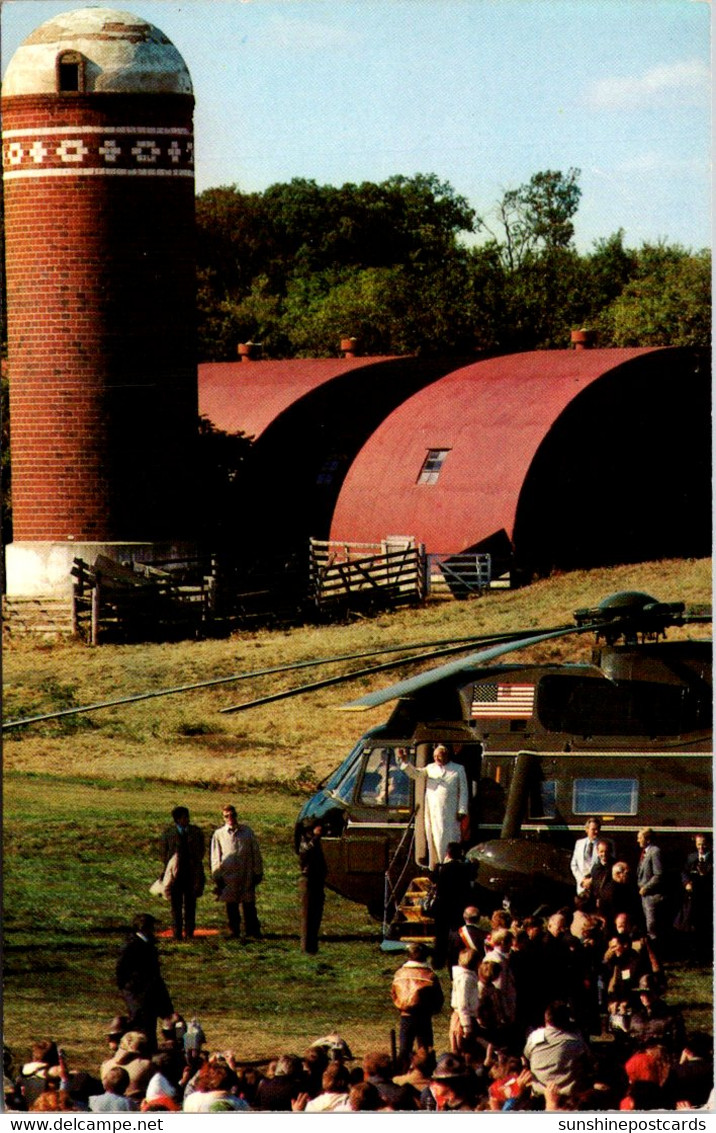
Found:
[217,628,570,715]
[1,626,553,731]
[340,624,600,711]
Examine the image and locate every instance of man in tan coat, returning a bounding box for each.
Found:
[210,804,263,939]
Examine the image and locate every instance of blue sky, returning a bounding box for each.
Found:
[2,0,710,251]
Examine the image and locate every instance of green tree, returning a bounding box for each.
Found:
[584,229,638,314]
[280,266,409,357]
[196,416,254,548]
[598,244,711,347]
[475,169,585,349]
[488,168,582,269]
[194,174,477,359]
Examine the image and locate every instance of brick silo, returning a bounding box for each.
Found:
[2,7,198,595]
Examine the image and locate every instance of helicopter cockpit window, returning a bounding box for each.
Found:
[330,745,366,804]
[537,675,711,736]
[573,778,638,816]
[358,748,411,807]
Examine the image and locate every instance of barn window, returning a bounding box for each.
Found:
[418,448,450,484]
[57,51,85,93]
[316,456,341,486]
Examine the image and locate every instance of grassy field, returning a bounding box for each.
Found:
[3,558,712,1075]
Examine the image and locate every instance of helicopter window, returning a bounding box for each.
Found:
[537,675,711,736]
[358,748,411,807]
[528,780,557,820]
[573,778,638,816]
[330,747,369,804]
[323,738,368,796]
[417,449,450,485]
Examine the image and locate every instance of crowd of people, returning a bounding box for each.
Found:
[379,823,713,1111]
[4,801,712,1114]
[4,990,712,1115]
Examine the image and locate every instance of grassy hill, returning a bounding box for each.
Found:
[3,556,712,788]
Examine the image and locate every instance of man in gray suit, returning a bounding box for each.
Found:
[636,827,665,952]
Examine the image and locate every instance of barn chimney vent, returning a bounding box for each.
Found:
[571,328,596,350]
[340,336,359,358]
[238,341,262,362]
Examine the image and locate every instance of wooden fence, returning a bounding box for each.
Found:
[72,555,210,644]
[7,541,501,644]
[309,540,496,611]
[2,595,74,636]
[309,538,426,612]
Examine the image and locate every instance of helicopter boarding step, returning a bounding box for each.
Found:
[388,875,436,946]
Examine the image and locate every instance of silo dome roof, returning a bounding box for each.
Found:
[2,7,192,96]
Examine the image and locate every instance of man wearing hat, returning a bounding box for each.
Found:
[116,914,174,1050]
[629,975,685,1052]
[105,1016,128,1062]
[427,1053,475,1111]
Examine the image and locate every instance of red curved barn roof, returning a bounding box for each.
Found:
[329,348,661,553]
[198,357,393,439]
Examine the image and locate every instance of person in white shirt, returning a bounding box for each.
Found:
[570,817,602,894]
[293,1063,350,1112]
[449,949,480,1053]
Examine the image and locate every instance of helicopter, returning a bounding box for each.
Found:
[287,590,712,928]
[2,588,710,935]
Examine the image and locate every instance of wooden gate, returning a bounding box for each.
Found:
[309,538,426,612]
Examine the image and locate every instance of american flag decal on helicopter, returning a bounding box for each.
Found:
[471,682,535,718]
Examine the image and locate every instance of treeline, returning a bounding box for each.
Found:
[196,169,711,360]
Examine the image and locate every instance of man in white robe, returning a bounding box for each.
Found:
[398,745,469,870]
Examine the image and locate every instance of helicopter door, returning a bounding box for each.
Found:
[411,742,483,864]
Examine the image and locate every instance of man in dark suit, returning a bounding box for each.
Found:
[636,827,665,954]
[676,834,713,960]
[297,820,327,954]
[432,842,475,968]
[116,914,174,1050]
[446,906,487,973]
[160,806,205,941]
[586,838,616,920]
